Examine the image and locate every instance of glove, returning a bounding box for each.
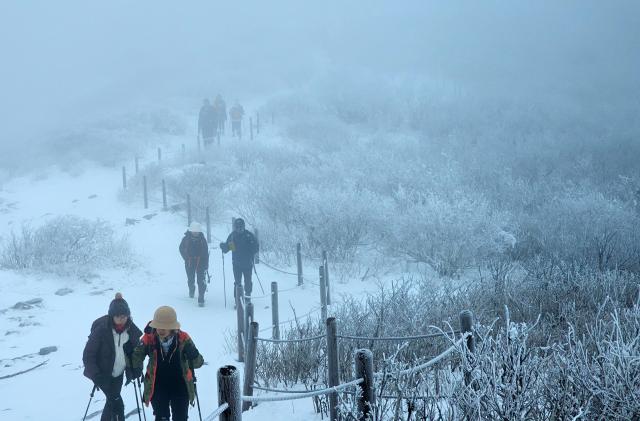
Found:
[183,342,200,361]
[125,367,142,385]
[219,242,228,253]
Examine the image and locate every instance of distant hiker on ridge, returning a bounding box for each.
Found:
[229,101,244,139]
[82,293,143,421]
[197,98,217,147]
[220,217,258,302]
[179,221,209,307]
[214,94,227,136]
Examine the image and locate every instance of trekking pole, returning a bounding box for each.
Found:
[131,379,143,421]
[136,378,147,421]
[253,265,266,295]
[190,362,204,421]
[221,251,227,308]
[82,385,97,421]
[126,355,143,421]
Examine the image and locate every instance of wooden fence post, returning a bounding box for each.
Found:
[206,207,211,243]
[296,243,303,286]
[256,111,260,134]
[181,143,186,159]
[157,147,161,162]
[244,302,254,357]
[355,349,375,421]
[217,130,221,146]
[143,176,148,209]
[218,365,242,421]
[271,282,279,339]
[323,250,331,305]
[242,321,259,412]
[254,228,259,264]
[250,117,254,141]
[187,194,192,226]
[162,179,167,211]
[235,284,245,362]
[135,156,139,174]
[122,166,127,189]
[460,310,475,386]
[326,317,339,421]
[320,266,327,321]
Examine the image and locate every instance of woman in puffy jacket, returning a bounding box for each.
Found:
[82,293,142,421]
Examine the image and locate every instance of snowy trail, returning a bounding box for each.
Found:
[0,164,325,420]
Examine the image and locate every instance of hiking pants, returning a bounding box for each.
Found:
[101,374,124,421]
[233,264,253,299]
[231,120,241,138]
[185,262,206,303]
[151,390,189,421]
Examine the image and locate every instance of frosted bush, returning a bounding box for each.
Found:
[0,215,132,274]
[387,189,512,277]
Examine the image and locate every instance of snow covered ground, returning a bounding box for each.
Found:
[0,142,388,420]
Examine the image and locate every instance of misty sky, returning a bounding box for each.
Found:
[1,1,638,144]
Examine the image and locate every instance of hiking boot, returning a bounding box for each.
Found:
[198,301,204,307]
[189,291,195,299]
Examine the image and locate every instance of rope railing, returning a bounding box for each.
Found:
[255,333,325,344]
[260,259,299,276]
[253,384,326,394]
[258,306,323,333]
[241,378,364,402]
[337,329,461,342]
[374,336,466,379]
[204,402,229,420]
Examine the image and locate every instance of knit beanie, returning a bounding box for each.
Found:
[108,292,131,317]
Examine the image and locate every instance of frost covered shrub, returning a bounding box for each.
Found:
[0,215,132,274]
[387,190,513,277]
[525,189,640,272]
[455,312,548,420]
[548,302,640,420]
[290,184,390,260]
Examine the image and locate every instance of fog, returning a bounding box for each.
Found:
[1,0,638,149]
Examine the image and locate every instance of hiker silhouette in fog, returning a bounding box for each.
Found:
[229,101,244,139]
[197,99,217,147]
[220,218,258,302]
[214,94,227,136]
[83,293,142,421]
[179,222,209,307]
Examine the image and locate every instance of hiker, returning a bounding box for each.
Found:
[82,293,143,421]
[179,221,209,307]
[197,98,217,147]
[132,306,204,421]
[220,217,258,301]
[214,94,227,136]
[229,101,244,139]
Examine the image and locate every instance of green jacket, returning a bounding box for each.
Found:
[131,327,204,405]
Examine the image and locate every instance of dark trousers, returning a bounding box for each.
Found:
[233,264,253,299]
[201,126,216,146]
[151,390,189,421]
[101,374,124,421]
[185,263,206,303]
[231,121,241,138]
